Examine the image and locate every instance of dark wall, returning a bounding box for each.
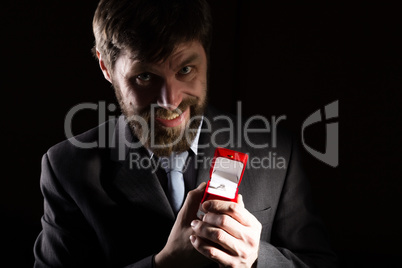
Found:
[3,1,401,266]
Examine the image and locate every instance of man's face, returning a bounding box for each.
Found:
[110,41,208,156]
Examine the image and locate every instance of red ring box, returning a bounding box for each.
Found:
[197,147,248,218]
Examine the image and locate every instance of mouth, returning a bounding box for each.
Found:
[155,107,189,128]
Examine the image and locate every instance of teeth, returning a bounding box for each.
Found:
[161,112,180,120]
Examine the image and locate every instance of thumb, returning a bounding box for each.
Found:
[237,194,245,207]
[185,182,207,204]
[196,181,207,191]
[178,182,207,219]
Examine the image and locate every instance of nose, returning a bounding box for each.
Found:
[157,78,183,110]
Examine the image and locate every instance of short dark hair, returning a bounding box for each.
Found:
[92,0,213,70]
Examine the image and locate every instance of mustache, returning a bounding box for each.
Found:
[138,97,199,118]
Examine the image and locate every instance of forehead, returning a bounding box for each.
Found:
[126,41,207,69]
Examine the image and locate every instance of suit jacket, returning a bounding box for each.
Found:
[34,106,338,267]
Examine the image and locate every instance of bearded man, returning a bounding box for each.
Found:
[33,0,338,267]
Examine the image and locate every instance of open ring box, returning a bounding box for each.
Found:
[197,147,248,219]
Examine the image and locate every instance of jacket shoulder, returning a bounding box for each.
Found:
[48,120,113,158]
[43,120,116,185]
[205,105,294,155]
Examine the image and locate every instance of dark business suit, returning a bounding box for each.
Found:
[34,106,338,267]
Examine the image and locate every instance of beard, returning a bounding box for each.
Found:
[114,88,207,157]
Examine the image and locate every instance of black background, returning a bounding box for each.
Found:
[3,1,401,267]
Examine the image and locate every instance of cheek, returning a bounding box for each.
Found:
[119,85,136,107]
[184,71,207,96]
[120,83,156,111]
[196,68,208,96]
[191,77,207,100]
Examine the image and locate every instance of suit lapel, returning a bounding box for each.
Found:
[195,148,213,186]
[195,107,230,186]
[109,116,175,221]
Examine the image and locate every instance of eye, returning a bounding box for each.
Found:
[137,73,152,81]
[178,66,192,75]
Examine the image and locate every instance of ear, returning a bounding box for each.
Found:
[96,50,112,83]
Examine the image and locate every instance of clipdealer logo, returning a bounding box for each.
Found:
[63,100,339,168]
[301,100,339,167]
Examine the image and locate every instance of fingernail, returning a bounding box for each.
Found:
[190,220,198,228]
[189,235,196,243]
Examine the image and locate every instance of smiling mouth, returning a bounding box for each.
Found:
[155,108,189,127]
[159,112,181,120]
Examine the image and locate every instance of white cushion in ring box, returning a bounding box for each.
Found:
[208,157,244,199]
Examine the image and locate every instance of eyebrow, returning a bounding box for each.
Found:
[130,52,201,74]
[174,53,200,69]
[131,62,157,74]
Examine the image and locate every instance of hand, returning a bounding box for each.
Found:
[190,195,262,268]
[154,182,213,268]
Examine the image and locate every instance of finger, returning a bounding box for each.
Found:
[191,219,239,255]
[190,234,235,267]
[201,211,262,256]
[202,200,252,226]
[202,212,244,239]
